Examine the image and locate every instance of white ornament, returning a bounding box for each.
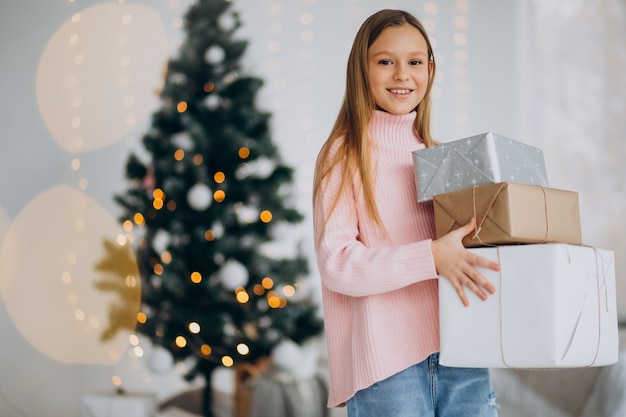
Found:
[205,45,225,64]
[171,132,194,151]
[218,13,236,31]
[236,205,259,224]
[211,367,235,395]
[187,183,212,211]
[236,157,275,180]
[212,222,225,238]
[148,345,174,375]
[204,94,220,110]
[271,339,302,374]
[219,259,249,290]
[152,229,171,253]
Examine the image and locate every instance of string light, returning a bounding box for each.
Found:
[238,147,250,159]
[222,356,234,367]
[213,190,226,202]
[453,0,471,127]
[188,322,201,334]
[236,343,250,355]
[137,312,147,324]
[261,277,273,289]
[175,336,187,348]
[236,288,250,303]
[133,212,145,226]
[259,210,272,223]
[214,171,225,183]
[190,271,202,283]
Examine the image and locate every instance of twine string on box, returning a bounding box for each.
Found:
[470,184,551,245]
[497,245,610,368]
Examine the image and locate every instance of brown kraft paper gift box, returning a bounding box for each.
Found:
[433,182,582,247]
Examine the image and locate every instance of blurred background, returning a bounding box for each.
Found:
[0,0,624,416]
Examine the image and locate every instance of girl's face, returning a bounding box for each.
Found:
[367,24,432,115]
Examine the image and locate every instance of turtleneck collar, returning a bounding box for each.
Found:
[370,110,420,145]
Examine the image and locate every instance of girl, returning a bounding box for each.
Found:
[313,9,501,417]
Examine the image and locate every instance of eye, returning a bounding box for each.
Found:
[378,59,393,66]
[409,60,422,66]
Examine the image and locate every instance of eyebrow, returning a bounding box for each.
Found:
[370,50,428,57]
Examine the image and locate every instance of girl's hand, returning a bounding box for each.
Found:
[431,217,499,307]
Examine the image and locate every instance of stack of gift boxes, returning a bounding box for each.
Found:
[412,132,619,369]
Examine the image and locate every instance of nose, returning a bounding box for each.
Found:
[394,63,409,81]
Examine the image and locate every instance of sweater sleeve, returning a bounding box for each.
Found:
[313,153,437,298]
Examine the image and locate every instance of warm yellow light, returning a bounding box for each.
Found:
[214,171,225,183]
[125,275,137,288]
[261,277,274,289]
[153,264,163,275]
[193,154,203,165]
[174,149,185,161]
[137,312,147,324]
[112,376,122,387]
[177,101,188,112]
[188,322,201,334]
[214,190,225,202]
[175,336,187,348]
[204,230,215,241]
[161,251,172,264]
[190,271,202,283]
[259,210,272,223]
[108,350,119,361]
[153,188,165,200]
[236,291,250,304]
[238,147,250,159]
[267,295,281,309]
[283,285,295,297]
[128,334,139,346]
[153,199,164,210]
[253,284,265,296]
[222,356,234,367]
[201,344,212,355]
[123,219,133,232]
[237,343,250,355]
[116,233,128,246]
[133,212,145,226]
[203,82,215,92]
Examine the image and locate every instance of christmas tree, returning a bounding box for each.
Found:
[107,0,324,415]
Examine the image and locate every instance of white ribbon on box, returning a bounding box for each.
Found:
[438,243,619,368]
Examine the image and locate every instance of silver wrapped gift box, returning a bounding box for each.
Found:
[412,132,549,202]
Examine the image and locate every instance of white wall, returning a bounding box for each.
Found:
[2,0,622,416]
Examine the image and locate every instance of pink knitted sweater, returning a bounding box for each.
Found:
[314,110,440,407]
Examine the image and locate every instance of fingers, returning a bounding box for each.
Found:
[443,254,498,306]
[447,268,491,308]
[431,223,499,307]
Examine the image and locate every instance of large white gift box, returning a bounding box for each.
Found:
[439,244,618,368]
[81,391,156,417]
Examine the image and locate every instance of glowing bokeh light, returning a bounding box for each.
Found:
[35,3,168,153]
[0,185,140,364]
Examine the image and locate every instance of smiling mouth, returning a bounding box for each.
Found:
[388,88,413,95]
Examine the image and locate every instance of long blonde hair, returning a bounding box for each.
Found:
[313,9,437,239]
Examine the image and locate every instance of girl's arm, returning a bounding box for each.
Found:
[314,165,437,297]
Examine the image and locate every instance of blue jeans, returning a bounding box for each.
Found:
[347,353,499,417]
